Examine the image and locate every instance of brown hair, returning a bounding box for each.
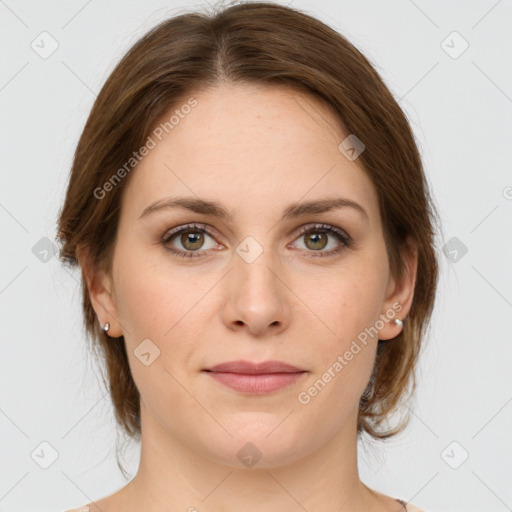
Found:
[57,0,439,464]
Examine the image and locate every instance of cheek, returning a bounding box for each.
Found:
[292,264,385,406]
[297,265,386,349]
[111,244,219,393]
[296,290,378,427]
[111,249,206,422]
[112,242,207,340]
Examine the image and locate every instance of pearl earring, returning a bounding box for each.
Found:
[393,318,403,327]
[103,322,110,333]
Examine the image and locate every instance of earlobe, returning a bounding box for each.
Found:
[378,242,418,341]
[76,244,123,338]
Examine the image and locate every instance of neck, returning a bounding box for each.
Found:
[112,403,385,512]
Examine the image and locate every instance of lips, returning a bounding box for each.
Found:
[204,359,304,374]
[203,360,307,394]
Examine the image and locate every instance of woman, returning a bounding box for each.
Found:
[58,2,439,511]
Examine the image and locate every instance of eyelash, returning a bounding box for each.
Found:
[161,222,352,259]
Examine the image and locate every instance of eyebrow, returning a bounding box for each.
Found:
[138,196,369,221]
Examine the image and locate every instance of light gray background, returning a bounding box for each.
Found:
[1,1,511,511]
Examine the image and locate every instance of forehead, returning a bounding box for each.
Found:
[120,83,379,223]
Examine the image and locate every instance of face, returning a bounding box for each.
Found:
[87,83,415,468]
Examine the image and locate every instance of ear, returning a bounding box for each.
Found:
[76,244,123,338]
[377,240,418,340]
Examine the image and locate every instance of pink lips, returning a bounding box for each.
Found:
[203,360,307,394]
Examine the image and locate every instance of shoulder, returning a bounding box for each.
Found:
[404,503,428,512]
[394,497,428,512]
[65,499,429,512]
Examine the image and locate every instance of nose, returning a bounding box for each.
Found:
[221,247,291,337]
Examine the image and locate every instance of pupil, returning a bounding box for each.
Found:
[308,232,326,250]
[182,231,203,249]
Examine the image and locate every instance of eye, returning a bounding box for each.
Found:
[161,222,352,259]
[162,223,220,258]
[290,223,352,257]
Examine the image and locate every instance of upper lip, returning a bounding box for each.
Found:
[204,360,305,374]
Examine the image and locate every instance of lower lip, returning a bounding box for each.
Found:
[204,371,306,394]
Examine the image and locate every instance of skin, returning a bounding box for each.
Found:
[79,82,417,512]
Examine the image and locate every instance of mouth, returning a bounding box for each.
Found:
[202,360,308,394]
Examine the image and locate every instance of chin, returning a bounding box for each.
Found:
[193,416,310,469]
